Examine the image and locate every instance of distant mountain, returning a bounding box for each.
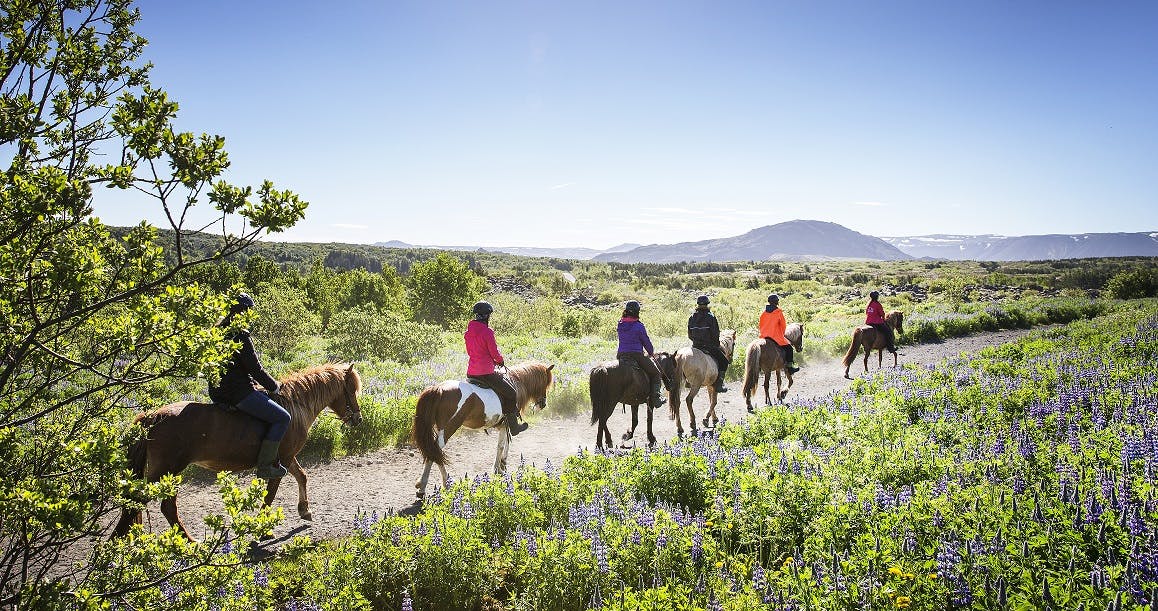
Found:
[593,220,911,263]
[883,232,1158,260]
[373,241,634,260]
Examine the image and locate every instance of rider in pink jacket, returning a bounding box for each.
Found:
[865,291,897,354]
[464,301,527,435]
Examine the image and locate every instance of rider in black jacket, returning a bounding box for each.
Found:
[208,293,289,479]
[687,295,729,393]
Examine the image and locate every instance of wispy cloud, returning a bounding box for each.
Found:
[549,182,576,190]
[852,201,888,207]
[331,223,369,229]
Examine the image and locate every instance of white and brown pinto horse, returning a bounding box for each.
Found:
[842,310,904,379]
[741,322,805,410]
[411,362,554,499]
[669,330,737,436]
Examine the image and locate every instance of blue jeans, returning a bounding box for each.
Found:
[237,391,291,442]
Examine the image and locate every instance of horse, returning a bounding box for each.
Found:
[842,310,905,379]
[411,362,554,499]
[589,353,676,450]
[741,322,805,410]
[113,363,363,539]
[668,330,737,436]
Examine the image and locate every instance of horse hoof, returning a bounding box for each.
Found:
[622,432,633,441]
[747,406,756,414]
[415,491,425,501]
[300,511,314,521]
[701,418,709,428]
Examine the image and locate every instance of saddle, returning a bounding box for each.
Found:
[466,376,492,389]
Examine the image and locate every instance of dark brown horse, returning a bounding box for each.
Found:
[741,322,805,410]
[113,363,363,539]
[842,310,904,379]
[589,353,675,450]
[411,362,554,499]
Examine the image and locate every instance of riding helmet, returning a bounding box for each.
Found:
[869,291,880,300]
[696,295,710,307]
[624,300,641,316]
[472,301,494,319]
[767,294,779,305]
[233,292,256,311]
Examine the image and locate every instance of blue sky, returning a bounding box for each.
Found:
[92,1,1157,248]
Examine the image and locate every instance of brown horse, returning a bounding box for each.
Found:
[741,322,805,410]
[842,310,904,379]
[113,363,363,539]
[412,362,554,499]
[669,330,737,436]
[589,353,675,450]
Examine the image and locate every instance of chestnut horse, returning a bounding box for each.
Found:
[589,353,675,450]
[741,322,805,410]
[669,330,737,436]
[412,362,554,499]
[842,310,905,379]
[113,363,363,539]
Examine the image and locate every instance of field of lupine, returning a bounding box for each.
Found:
[121,300,1157,610]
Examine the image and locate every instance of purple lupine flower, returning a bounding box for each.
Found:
[401,589,413,611]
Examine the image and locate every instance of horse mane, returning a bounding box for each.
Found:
[276,362,358,439]
[887,310,904,332]
[507,361,553,404]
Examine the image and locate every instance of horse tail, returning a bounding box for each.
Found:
[667,361,683,421]
[113,413,153,537]
[589,366,615,426]
[411,387,447,467]
[842,328,863,367]
[742,341,762,399]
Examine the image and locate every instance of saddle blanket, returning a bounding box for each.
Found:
[454,380,504,424]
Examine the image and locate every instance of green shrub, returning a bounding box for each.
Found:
[1106,268,1158,299]
[327,306,443,363]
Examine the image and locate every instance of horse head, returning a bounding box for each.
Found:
[330,363,363,427]
[653,352,676,391]
[787,323,805,353]
[721,329,737,359]
[887,311,905,335]
[511,362,554,411]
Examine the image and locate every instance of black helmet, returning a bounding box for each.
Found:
[233,293,256,312]
[472,301,494,319]
[869,291,880,300]
[767,294,779,305]
[696,295,710,307]
[624,300,641,316]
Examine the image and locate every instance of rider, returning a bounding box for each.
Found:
[687,295,729,393]
[465,301,527,436]
[209,293,290,480]
[616,300,666,409]
[865,291,898,354]
[759,294,799,374]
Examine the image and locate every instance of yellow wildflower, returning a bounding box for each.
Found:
[888,566,904,577]
[705,520,714,527]
[928,573,938,580]
[904,572,916,580]
[896,596,911,608]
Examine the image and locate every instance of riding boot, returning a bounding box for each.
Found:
[649,382,666,409]
[714,376,728,394]
[505,412,528,436]
[254,438,287,480]
[783,346,800,374]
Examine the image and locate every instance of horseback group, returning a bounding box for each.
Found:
[115,287,902,537]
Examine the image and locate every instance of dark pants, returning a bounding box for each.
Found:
[694,344,731,381]
[762,339,794,365]
[238,390,291,442]
[870,323,897,351]
[617,351,662,388]
[474,372,518,416]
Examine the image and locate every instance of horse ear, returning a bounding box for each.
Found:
[547,364,555,371]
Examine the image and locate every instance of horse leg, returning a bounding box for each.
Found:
[282,456,311,520]
[435,429,451,488]
[877,348,884,369]
[159,495,193,541]
[763,370,773,406]
[646,403,656,446]
[862,345,870,373]
[416,459,434,500]
[624,405,638,442]
[686,387,700,433]
[494,428,511,475]
[708,390,719,427]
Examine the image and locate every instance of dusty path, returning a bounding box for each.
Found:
[126,328,1039,546]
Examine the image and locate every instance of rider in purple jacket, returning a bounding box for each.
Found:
[616,301,666,409]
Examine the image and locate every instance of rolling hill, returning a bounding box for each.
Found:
[883,232,1158,260]
[593,220,911,263]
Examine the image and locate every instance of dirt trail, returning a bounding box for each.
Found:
[122,328,1038,546]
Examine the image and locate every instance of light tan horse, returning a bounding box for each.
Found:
[113,363,363,539]
[842,310,904,379]
[742,322,805,410]
[411,362,554,499]
[669,330,737,436]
